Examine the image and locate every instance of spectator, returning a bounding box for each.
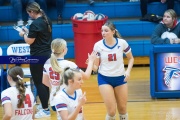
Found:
[151,9,180,44]
[35,0,65,24]
[18,2,52,119]
[140,0,175,20]
[0,0,34,26]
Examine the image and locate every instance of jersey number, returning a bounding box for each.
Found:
[49,67,60,80]
[17,94,32,108]
[108,53,117,61]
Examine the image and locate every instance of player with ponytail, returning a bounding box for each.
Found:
[1,66,35,120]
[18,2,52,118]
[42,38,97,112]
[93,21,134,120]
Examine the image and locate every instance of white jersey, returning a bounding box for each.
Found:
[54,88,83,120]
[1,87,35,120]
[93,38,131,76]
[43,58,80,106]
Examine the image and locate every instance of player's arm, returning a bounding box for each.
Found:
[81,51,97,80]
[42,74,51,88]
[2,103,13,120]
[92,57,99,72]
[59,102,84,120]
[59,92,86,120]
[67,92,86,120]
[58,110,69,120]
[68,104,82,120]
[124,51,134,81]
[19,30,35,45]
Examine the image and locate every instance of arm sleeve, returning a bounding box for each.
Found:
[93,42,101,58]
[70,62,78,69]
[122,39,131,54]
[93,42,98,52]
[69,62,85,73]
[54,95,68,112]
[151,24,170,44]
[28,23,38,38]
[1,90,11,105]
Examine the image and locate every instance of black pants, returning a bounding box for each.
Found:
[140,0,175,17]
[30,52,50,109]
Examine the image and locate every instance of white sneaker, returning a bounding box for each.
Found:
[17,20,24,26]
[36,104,43,111]
[35,109,50,118]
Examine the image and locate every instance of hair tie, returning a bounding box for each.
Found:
[115,29,118,32]
[17,75,23,81]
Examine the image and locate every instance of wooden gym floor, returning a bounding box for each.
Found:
[1,66,180,120]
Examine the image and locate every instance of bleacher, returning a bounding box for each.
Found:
[0,1,180,62]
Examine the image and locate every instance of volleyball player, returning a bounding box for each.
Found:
[53,67,86,120]
[42,38,96,111]
[1,66,35,120]
[93,21,134,120]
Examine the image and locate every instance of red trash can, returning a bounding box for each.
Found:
[71,16,108,68]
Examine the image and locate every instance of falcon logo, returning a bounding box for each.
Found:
[163,66,180,87]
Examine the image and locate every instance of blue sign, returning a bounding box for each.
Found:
[156,53,180,91]
[150,45,180,98]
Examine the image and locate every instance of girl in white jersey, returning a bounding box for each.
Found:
[42,38,96,112]
[1,66,35,120]
[54,67,86,120]
[93,22,134,120]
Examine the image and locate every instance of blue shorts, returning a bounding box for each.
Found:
[97,73,127,88]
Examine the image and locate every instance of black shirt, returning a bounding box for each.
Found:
[28,16,52,56]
